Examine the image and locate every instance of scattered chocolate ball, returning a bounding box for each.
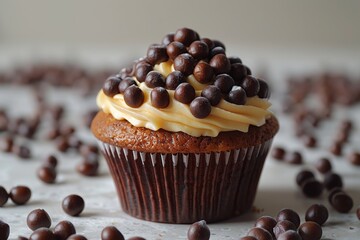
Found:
[296,169,315,186]
[174,27,199,46]
[273,220,297,239]
[127,237,146,240]
[165,71,185,90]
[301,179,324,198]
[330,192,353,213]
[327,187,343,203]
[227,86,247,105]
[193,62,214,84]
[209,54,230,74]
[150,87,170,108]
[14,145,31,159]
[102,75,121,97]
[166,41,187,60]
[188,41,209,60]
[276,209,301,228]
[348,152,360,166]
[0,186,8,207]
[271,146,286,160]
[118,77,137,93]
[190,97,212,119]
[76,158,99,177]
[145,71,165,88]
[53,220,76,240]
[214,74,235,94]
[43,155,58,168]
[29,228,56,240]
[201,86,222,106]
[305,204,329,225]
[62,194,85,216]
[247,227,273,240]
[27,209,52,231]
[187,220,210,240]
[0,220,10,240]
[229,63,248,84]
[174,53,196,76]
[162,33,174,46]
[315,157,332,174]
[298,221,322,240]
[285,151,303,165]
[67,234,87,240]
[323,172,343,191]
[329,142,342,156]
[9,185,31,205]
[101,226,125,240]
[254,216,276,238]
[303,135,317,148]
[240,76,260,97]
[257,79,270,99]
[146,44,168,65]
[37,166,57,184]
[277,230,302,240]
[134,63,153,83]
[356,206,360,220]
[18,236,28,240]
[56,137,70,153]
[123,85,144,108]
[174,83,196,104]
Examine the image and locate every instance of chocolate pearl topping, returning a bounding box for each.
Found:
[162,33,174,46]
[214,74,235,94]
[150,87,170,108]
[227,86,247,105]
[213,39,226,50]
[201,86,222,106]
[174,53,196,76]
[209,46,226,58]
[146,44,168,65]
[166,41,187,60]
[241,76,260,97]
[174,27,199,46]
[193,62,214,84]
[305,204,329,226]
[228,56,242,64]
[200,38,214,50]
[190,97,212,118]
[134,63,153,82]
[209,54,230,74]
[165,71,186,90]
[174,83,196,104]
[145,71,165,88]
[188,41,209,60]
[124,85,144,108]
[118,77,137,93]
[102,75,121,97]
[258,79,270,99]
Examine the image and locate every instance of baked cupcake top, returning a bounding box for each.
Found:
[97,28,272,137]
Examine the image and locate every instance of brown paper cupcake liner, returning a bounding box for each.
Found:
[98,139,273,223]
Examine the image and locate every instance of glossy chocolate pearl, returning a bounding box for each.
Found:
[134,63,153,82]
[101,226,125,240]
[190,97,212,119]
[44,155,57,168]
[0,220,10,240]
[258,79,270,98]
[228,56,242,64]
[193,62,214,84]
[327,187,343,203]
[37,166,56,184]
[165,71,186,90]
[247,227,273,240]
[273,220,297,239]
[240,237,257,240]
[0,186,8,207]
[145,71,165,88]
[213,39,226,50]
[62,194,85,216]
[174,27,199,46]
[127,237,146,240]
[201,86,222,106]
[214,74,235,94]
[67,234,87,240]
[209,54,230,74]
[76,158,99,176]
[298,222,322,240]
[240,76,260,97]
[254,216,276,237]
[9,185,31,205]
[174,53,196,76]
[118,77,137,93]
[102,75,121,97]
[53,220,76,240]
[286,151,303,165]
[272,146,286,161]
[331,192,353,213]
[296,169,315,186]
[227,86,247,105]
[230,63,248,84]
[151,87,170,108]
[162,33,174,45]
[188,41,209,60]
[323,172,343,191]
[124,85,144,108]
[209,46,225,58]
[277,230,302,240]
[187,220,210,240]
[301,179,324,198]
[27,209,52,231]
[166,41,187,60]
[200,38,214,50]
[276,209,301,228]
[315,157,332,174]
[146,44,168,65]
[305,204,329,226]
[174,83,196,104]
[29,228,56,240]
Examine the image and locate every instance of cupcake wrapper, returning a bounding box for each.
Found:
[98,139,273,223]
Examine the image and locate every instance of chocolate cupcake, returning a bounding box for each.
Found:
[92,27,279,223]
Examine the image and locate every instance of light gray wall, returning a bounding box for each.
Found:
[0,0,359,49]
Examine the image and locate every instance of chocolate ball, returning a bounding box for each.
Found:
[229,63,247,84]
[62,194,85,216]
[277,230,302,240]
[76,158,99,177]
[209,46,225,58]
[43,155,58,168]
[301,179,324,198]
[254,216,276,238]
[102,75,121,97]
[27,209,52,231]
[214,74,235,94]
[209,54,230,74]
[67,234,87,240]
[174,83,196,104]
[273,220,297,239]
[331,192,353,213]
[0,186,8,207]
[327,187,343,203]
[213,39,226,50]
[165,71,186,90]
[305,204,329,226]
[174,27,199,46]
[118,77,137,93]
[188,41,209,60]
[29,228,56,240]
[228,56,242,64]
[227,86,247,105]
[134,63,153,82]
[247,227,273,240]
[187,220,210,240]
[276,209,301,228]
[174,53,196,76]
[323,172,343,191]
[53,220,76,240]
[146,44,168,65]
[200,38,214,50]
[9,185,31,205]
[356,206,360,220]
[150,87,170,108]
[190,97,212,119]
[123,85,144,108]
[298,222,322,240]
[241,76,260,97]
[272,146,286,161]
[166,41,187,60]
[193,62,214,84]
[101,226,125,240]
[286,151,303,165]
[145,71,165,88]
[315,157,332,174]
[296,169,315,186]
[201,86,222,106]
[258,79,270,98]
[37,166,56,184]
[0,220,9,240]
[162,33,174,46]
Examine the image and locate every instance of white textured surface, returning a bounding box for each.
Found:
[0,48,360,239]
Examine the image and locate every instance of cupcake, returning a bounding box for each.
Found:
[92,27,279,223]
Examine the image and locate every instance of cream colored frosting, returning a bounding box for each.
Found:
[97,61,272,137]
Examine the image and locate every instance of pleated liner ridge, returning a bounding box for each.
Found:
[99,139,273,223]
